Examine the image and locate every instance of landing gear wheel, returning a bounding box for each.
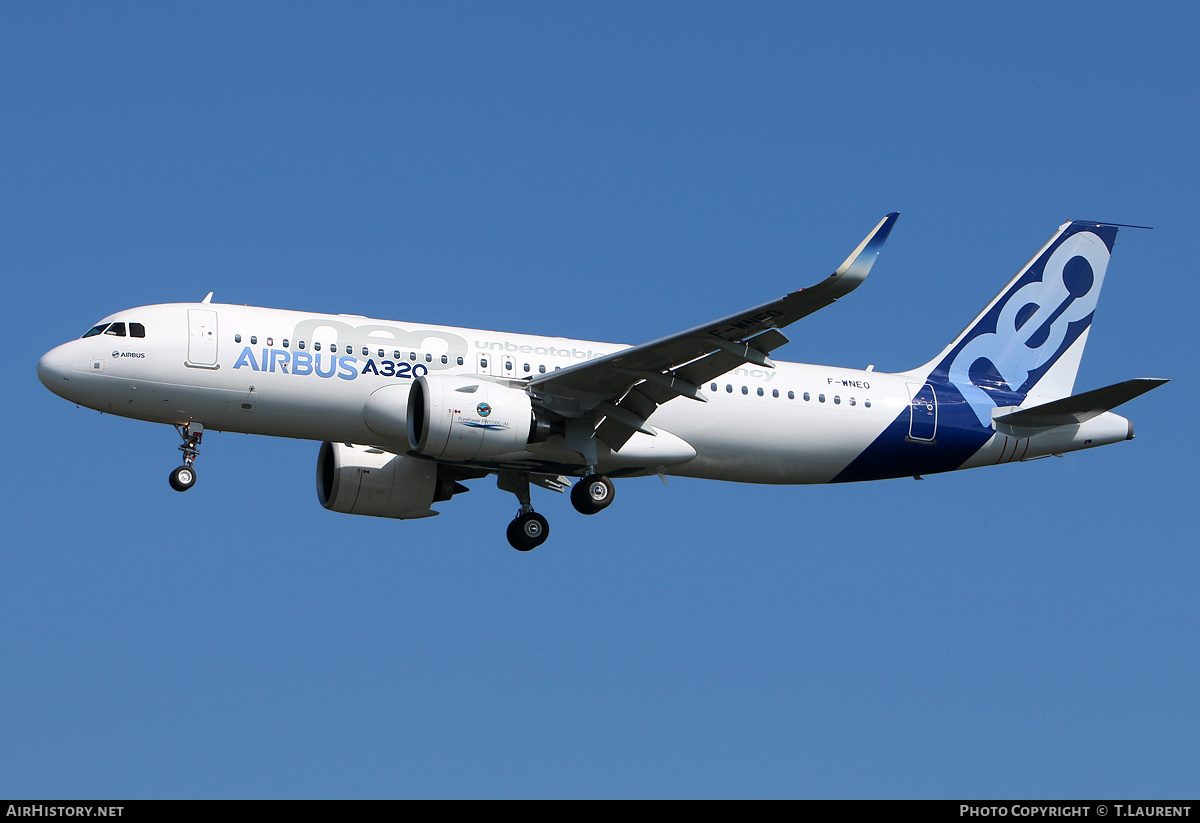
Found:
[571,474,614,515]
[507,512,549,551]
[169,465,196,492]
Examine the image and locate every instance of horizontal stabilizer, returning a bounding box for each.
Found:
[994,378,1169,428]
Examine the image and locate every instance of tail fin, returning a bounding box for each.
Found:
[915,220,1119,427]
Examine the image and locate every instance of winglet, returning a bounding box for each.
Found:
[832,212,900,284]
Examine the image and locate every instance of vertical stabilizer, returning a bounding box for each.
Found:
[914,220,1118,427]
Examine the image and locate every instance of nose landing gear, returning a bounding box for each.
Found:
[169,422,203,492]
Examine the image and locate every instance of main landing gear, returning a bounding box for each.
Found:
[500,471,549,551]
[570,473,615,515]
[169,422,203,492]
[507,511,550,552]
[499,469,615,551]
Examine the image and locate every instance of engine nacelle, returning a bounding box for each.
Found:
[317,441,443,519]
[407,374,546,461]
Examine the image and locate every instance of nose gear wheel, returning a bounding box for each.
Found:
[169,465,196,491]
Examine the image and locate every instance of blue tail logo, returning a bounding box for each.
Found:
[927,222,1117,426]
[834,220,1122,484]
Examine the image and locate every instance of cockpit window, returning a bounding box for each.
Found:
[82,324,109,338]
[130,323,145,338]
[104,322,127,337]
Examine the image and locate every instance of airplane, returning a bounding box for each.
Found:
[38,214,1167,550]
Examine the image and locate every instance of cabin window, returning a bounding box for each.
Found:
[331,344,338,353]
[833,395,840,404]
[130,323,145,338]
[504,361,513,370]
[789,391,795,400]
[711,383,717,391]
[539,364,546,374]
[104,322,126,337]
[523,363,530,372]
[459,357,465,366]
[361,347,368,357]
[442,355,449,365]
[298,340,305,350]
[757,387,764,396]
[865,399,872,408]
[741,386,748,395]
[819,394,825,403]
[726,384,733,393]
[266,338,273,346]
[480,358,488,370]
[849,397,856,406]
[250,336,257,345]
[234,334,242,343]
[409,352,416,361]
[772,389,779,398]
[314,342,321,351]
[282,339,289,348]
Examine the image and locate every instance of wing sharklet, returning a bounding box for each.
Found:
[832,212,900,283]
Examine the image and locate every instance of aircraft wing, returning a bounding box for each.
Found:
[528,212,900,450]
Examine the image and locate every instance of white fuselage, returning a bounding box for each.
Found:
[38,301,1131,486]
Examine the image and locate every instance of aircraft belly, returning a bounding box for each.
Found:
[526,428,697,473]
[651,396,895,484]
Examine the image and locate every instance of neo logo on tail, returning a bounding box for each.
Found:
[928,222,1116,427]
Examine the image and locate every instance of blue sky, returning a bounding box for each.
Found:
[3,2,1196,798]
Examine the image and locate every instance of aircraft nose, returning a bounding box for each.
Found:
[38,344,74,393]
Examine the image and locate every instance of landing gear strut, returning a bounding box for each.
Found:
[169,422,203,492]
[499,471,549,551]
[570,472,614,515]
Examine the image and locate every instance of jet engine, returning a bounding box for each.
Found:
[316,442,466,519]
[407,374,553,461]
